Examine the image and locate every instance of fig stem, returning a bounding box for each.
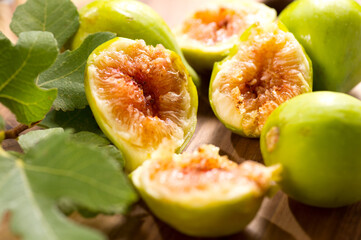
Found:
[4,121,40,140]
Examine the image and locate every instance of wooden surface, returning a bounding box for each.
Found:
[1,0,361,240]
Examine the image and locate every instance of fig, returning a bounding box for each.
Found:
[261,91,361,208]
[71,0,200,87]
[85,37,198,172]
[209,22,312,138]
[131,144,281,237]
[175,0,277,72]
[279,0,361,92]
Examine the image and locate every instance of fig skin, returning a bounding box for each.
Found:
[279,0,361,92]
[131,145,281,237]
[261,91,361,208]
[176,0,277,73]
[209,22,312,138]
[72,0,200,87]
[85,37,198,172]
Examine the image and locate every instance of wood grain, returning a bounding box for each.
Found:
[1,0,361,240]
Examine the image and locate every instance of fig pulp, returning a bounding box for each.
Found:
[209,22,312,138]
[280,0,361,92]
[175,0,277,72]
[131,144,281,237]
[72,0,200,87]
[261,92,361,207]
[85,37,198,172]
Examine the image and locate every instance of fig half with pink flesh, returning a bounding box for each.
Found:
[85,37,198,171]
[131,144,281,237]
[209,22,312,138]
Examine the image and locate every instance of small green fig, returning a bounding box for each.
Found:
[85,37,198,172]
[261,92,361,207]
[209,22,312,138]
[279,0,361,92]
[72,0,200,86]
[131,144,281,237]
[175,0,277,73]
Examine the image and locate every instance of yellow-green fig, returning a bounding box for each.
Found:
[209,22,312,138]
[131,144,281,237]
[85,37,198,172]
[280,0,361,92]
[72,0,200,86]
[261,91,361,207]
[175,0,277,73]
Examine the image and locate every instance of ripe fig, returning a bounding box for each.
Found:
[279,0,361,92]
[261,92,361,208]
[175,0,277,72]
[85,37,198,172]
[72,0,200,87]
[131,144,281,237]
[209,22,312,138]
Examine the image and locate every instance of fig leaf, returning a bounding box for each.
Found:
[19,128,124,168]
[0,31,58,125]
[10,0,79,48]
[0,131,137,240]
[38,32,116,111]
[39,107,102,135]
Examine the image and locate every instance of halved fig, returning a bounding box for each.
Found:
[175,0,277,72]
[209,22,312,138]
[72,0,200,87]
[131,144,281,237]
[85,37,198,172]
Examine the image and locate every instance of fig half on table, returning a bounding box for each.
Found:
[175,0,277,73]
[131,144,281,237]
[85,37,198,172]
[72,0,200,87]
[209,22,312,138]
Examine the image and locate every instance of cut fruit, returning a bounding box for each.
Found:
[131,144,281,237]
[209,22,312,138]
[85,37,198,172]
[72,0,200,87]
[175,0,277,72]
[261,91,361,208]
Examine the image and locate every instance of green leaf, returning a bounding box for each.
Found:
[18,128,64,152]
[0,31,58,125]
[0,131,138,240]
[38,32,116,111]
[39,107,102,135]
[19,129,124,168]
[10,0,79,48]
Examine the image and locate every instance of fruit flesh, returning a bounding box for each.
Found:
[210,23,312,137]
[261,91,361,207]
[131,144,281,237]
[86,38,197,171]
[181,7,246,46]
[176,0,277,72]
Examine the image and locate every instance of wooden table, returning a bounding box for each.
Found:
[1,0,361,239]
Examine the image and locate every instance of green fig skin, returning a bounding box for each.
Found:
[72,0,200,87]
[261,92,361,208]
[85,37,198,172]
[136,185,262,237]
[279,0,361,92]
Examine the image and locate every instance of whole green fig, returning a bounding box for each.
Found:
[261,91,361,207]
[280,0,361,92]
